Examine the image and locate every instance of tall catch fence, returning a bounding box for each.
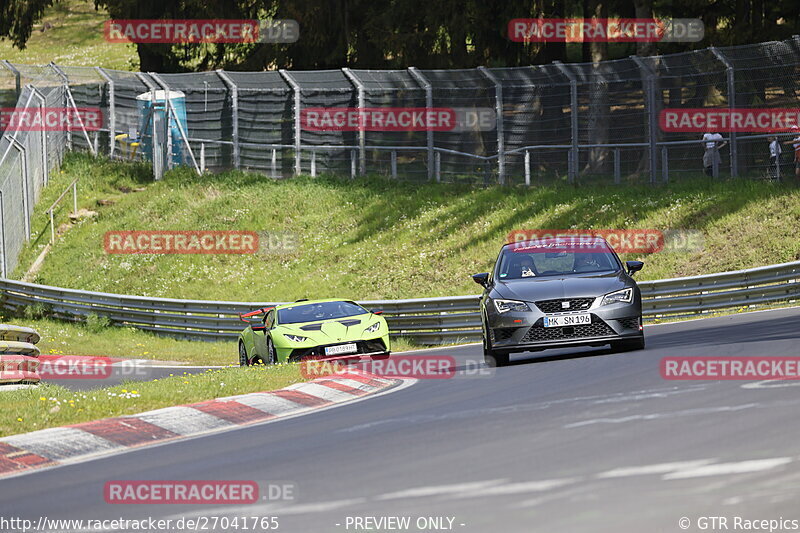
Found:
[2,38,800,276]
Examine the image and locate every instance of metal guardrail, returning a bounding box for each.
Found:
[0,261,798,345]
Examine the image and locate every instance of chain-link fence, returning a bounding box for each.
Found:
[2,37,800,276]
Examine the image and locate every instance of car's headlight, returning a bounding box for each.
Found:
[493,299,530,313]
[601,288,633,306]
[283,334,307,342]
[364,322,381,334]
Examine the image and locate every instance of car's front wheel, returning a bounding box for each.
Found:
[612,335,646,352]
[483,328,509,367]
[239,342,250,367]
[267,337,278,365]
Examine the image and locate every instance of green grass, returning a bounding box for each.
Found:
[0,0,138,71]
[14,153,800,302]
[0,363,304,438]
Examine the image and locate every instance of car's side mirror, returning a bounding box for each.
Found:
[251,325,267,332]
[371,310,383,315]
[626,261,644,276]
[472,272,491,288]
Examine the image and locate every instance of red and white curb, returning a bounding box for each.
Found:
[0,370,404,478]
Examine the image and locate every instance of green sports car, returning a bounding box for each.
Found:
[238,299,391,366]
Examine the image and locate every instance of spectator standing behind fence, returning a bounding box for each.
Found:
[783,125,800,182]
[702,132,726,176]
[768,135,782,180]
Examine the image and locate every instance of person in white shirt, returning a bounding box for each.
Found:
[701,132,726,176]
[768,136,782,179]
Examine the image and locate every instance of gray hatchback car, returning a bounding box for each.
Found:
[472,236,645,367]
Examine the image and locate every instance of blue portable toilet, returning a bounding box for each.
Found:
[136,90,188,167]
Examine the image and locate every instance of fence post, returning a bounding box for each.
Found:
[29,88,49,187]
[47,63,72,150]
[0,191,4,277]
[710,47,738,177]
[408,67,434,181]
[150,73,201,175]
[554,61,578,183]
[95,67,115,158]
[391,150,397,179]
[279,70,302,175]
[216,70,240,169]
[7,137,31,239]
[342,68,366,175]
[50,63,97,157]
[136,73,162,180]
[435,151,441,181]
[614,147,621,184]
[0,60,20,99]
[524,150,530,186]
[631,56,658,185]
[478,67,505,185]
[661,146,669,183]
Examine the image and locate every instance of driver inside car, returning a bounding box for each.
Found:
[573,252,601,272]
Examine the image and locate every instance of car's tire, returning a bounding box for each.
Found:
[612,335,646,352]
[267,337,278,365]
[238,342,250,367]
[483,330,509,367]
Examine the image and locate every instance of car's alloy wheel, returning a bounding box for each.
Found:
[239,342,250,367]
[483,321,509,367]
[267,338,278,365]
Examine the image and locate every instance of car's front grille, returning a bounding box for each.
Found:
[618,317,640,330]
[288,339,387,362]
[521,316,615,343]
[535,298,595,313]
[491,327,518,342]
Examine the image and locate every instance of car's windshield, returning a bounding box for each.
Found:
[497,241,621,279]
[277,301,367,324]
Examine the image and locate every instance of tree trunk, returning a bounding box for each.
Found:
[583,0,610,174]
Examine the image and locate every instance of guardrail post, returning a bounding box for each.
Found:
[631,56,658,184]
[96,67,115,158]
[478,67,505,185]
[6,136,31,239]
[408,67,434,181]
[279,70,303,175]
[216,70,240,169]
[554,61,578,183]
[0,60,20,99]
[711,47,738,177]
[342,68,366,175]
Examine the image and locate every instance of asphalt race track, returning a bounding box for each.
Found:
[3,307,800,532]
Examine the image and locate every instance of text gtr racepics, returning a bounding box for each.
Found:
[238,299,391,365]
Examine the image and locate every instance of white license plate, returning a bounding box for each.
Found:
[325,343,358,356]
[544,314,591,327]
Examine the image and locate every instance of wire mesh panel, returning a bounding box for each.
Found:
[155,72,228,171]
[289,69,357,176]
[418,68,496,183]
[102,69,152,163]
[223,71,292,177]
[0,149,27,278]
